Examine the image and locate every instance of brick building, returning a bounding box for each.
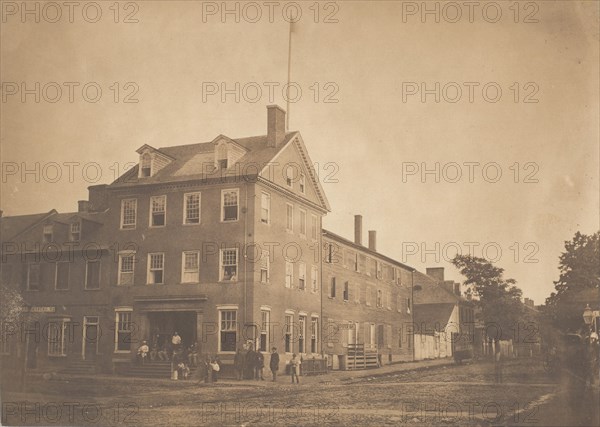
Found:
[320,217,415,369]
[1,106,451,376]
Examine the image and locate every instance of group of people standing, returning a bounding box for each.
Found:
[138,334,303,384]
[234,346,302,384]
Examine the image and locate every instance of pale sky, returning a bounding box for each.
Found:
[1,1,598,304]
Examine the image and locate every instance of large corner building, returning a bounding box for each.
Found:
[1,106,424,375]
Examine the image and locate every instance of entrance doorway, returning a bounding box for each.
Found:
[148,312,197,350]
[83,316,99,360]
[26,334,37,369]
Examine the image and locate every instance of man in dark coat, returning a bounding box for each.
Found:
[234,348,244,380]
[244,347,257,380]
[269,347,280,382]
[255,351,265,380]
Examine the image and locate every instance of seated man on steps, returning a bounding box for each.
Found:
[137,341,149,365]
[157,345,168,361]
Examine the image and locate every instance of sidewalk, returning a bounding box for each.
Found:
[24,357,458,389]
[332,357,457,383]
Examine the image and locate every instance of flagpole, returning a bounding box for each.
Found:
[286,20,293,131]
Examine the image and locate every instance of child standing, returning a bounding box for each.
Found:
[290,353,301,384]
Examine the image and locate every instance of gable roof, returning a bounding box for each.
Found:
[265,133,331,212]
[110,133,296,187]
[136,144,176,160]
[108,131,331,212]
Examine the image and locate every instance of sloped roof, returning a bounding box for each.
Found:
[109,133,297,187]
[108,131,331,212]
[0,210,56,241]
[323,228,415,272]
[414,303,456,334]
[413,270,464,305]
[0,210,108,243]
[51,211,107,226]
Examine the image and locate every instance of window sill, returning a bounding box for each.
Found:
[48,354,67,358]
[218,281,238,284]
[180,282,200,285]
[54,289,70,292]
[120,227,136,231]
[84,288,102,291]
[183,222,201,226]
[221,219,239,223]
[114,350,131,354]
[149,225,166,229]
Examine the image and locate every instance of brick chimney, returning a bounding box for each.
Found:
[426,267,445,283]
[78,200,91,213]
[453,282,461,296]
[354,215,363,245]
[267,105,286,148]
[368,230,377,251]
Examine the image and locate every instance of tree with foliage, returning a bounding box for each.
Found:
[0,283,25,324]
[451,254,524,341]
[545,231,600,332]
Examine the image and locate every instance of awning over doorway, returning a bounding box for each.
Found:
[134,296,207,312]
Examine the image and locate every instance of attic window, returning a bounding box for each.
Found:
[216,142,228,169]
[299,174,306,194]
[43,225,53,243]
[286,167,294,188]
[70,222,80,241]
[140,153,152,177]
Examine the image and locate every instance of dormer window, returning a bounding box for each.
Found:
[140,153,152,177]
[215,140,229,170]
[212,136,248,171]
[70,222,81,241]
[43,225,53,243]
[136,145,173,179]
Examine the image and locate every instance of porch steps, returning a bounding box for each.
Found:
[60,360,97,375]
[123,361,197,379]
[345,344,379,370]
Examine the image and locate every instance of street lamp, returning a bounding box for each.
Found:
[583,304,594,326]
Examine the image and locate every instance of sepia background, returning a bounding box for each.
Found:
[1,0,599,304]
